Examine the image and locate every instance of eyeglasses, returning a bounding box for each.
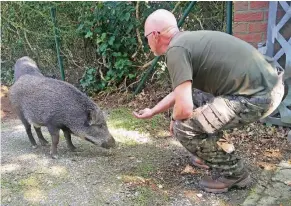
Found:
[144,31,160,44]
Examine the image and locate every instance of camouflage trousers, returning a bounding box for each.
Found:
[173,70,285,176]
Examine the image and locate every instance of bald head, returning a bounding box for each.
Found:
[145,9,178,35]
[144,9,180,56]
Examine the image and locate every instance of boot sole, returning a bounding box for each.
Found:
[202,175,252,194]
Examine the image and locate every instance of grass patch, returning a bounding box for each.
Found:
[132,186,169,206]
[219,199,231,206]
[249,187,256,195]
[1,123,10,130]
[122,139,139,146]
[135,162,155,178]
[1,179,22,193]
[123,162,156,180]
[19,176,39,188]
[107,107,168,135]
[2,172,63,195]
[125,162,156,178]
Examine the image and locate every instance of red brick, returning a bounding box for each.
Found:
[234,11,264,22]
[234,1,248,11]
[234,33,263,43]
[249,22,268,32]
[250,1,269,10]
[233,23,248,33]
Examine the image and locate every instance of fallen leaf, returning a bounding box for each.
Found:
[257,162,277,170]
[196,193,203,198]
[263,149,282,159]
[184,190,202,201]
[181,164,197,175]
[121,175,145,184]
[216,140,235,153]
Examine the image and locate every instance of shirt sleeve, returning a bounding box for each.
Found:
[166,46,193,90]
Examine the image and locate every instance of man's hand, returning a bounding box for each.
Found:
[133,108,154,119]
[132,92,175,120]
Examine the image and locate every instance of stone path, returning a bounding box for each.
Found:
[242,160,291,206]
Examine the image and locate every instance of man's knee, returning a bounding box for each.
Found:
[173,120,208,154]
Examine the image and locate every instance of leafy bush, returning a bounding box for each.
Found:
[1,1,226,94]
[77,2,178,92]
[1,67,14,86]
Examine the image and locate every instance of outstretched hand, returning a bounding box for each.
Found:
[133,108,154,119]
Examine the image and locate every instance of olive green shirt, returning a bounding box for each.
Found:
[166,30,279,96]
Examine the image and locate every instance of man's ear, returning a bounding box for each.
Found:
[152,31,160,40]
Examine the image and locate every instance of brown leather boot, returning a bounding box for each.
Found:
[190,155,210,169]
[199,170,251,193]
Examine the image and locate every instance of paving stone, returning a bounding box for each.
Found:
[242,160,291,206]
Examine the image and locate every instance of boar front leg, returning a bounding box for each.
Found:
[18,112,37,149]
[63,128,77,151]
[47,126,60,159]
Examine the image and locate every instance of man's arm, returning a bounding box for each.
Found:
[172,80,193,120]
[165,47,193,120]
[133,80,193,120]
[133,91,175,119]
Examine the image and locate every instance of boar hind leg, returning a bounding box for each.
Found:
[63,128,77,151]
[47,126,60,159]
[19,113,37,148]
[34,127,49,146]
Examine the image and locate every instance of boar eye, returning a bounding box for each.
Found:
[97,124,103,128]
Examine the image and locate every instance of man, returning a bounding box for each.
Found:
[133,9,285,193]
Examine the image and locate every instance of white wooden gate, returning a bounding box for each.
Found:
[260,1,291,134]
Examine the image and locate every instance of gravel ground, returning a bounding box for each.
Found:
[1,118,256,206]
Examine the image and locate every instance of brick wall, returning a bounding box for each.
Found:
[233,1,286,48]
[233,1,269,48]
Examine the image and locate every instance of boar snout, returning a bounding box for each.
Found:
[101,135,116,149]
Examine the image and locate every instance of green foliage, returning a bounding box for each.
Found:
[132,186,169,206]
[76,1,186,93]
[1,1,226,93]
[1,67,14,86]
[79,67,100,95]
[77,2,141,92]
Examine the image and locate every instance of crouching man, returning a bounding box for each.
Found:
[133,9,285,193]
